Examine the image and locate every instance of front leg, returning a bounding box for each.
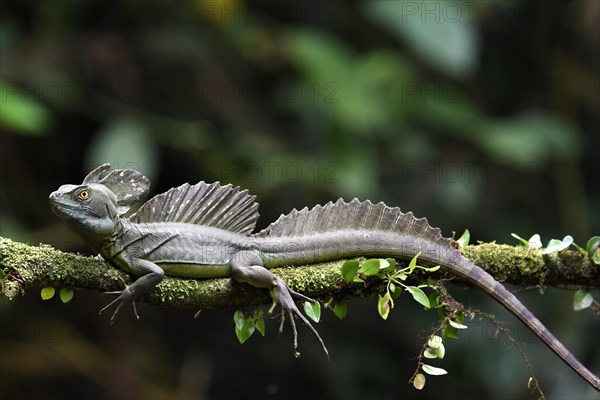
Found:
[100,258,165,323]
[230,250,328,358]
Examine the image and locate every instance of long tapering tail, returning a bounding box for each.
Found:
[254,198,600,390]
[448,254,600,391]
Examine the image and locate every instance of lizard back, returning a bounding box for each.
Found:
[113,181,261,278]
[129,181,260,234]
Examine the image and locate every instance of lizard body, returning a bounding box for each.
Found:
[49,164,599,391]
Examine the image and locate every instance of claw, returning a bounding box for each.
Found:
[99,295,121,315]
[288,287,315,304]
[271,277,330,359]
[268,298,278,315]
[278,306,286,334]
[287,305,298,351]
[109,301,126,324]
[98,289,139,322]
[132,300,139,320]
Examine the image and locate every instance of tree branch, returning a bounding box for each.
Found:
[1,236,598,311]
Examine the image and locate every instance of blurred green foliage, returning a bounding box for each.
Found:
[1,1,598,399]
[364,0,480,78]
[0,81,53,134]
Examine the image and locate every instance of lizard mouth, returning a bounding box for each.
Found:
[49,191,79,219]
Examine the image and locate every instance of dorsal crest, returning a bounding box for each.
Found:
[129,181,259,235]
[254,198,452,248]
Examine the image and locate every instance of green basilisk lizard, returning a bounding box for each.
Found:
[49,164,599,390]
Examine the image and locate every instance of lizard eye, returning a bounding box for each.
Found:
[78,189,90,200]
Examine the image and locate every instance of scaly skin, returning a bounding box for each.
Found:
[49,164,599,390]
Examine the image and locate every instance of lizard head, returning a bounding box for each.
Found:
[49,163,150,239]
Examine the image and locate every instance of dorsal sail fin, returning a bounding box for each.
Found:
[254,198,452,248]
[129,182,259,235]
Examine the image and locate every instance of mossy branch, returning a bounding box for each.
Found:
[1,236,598,311]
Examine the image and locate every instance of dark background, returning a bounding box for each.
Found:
[1,1,599,399]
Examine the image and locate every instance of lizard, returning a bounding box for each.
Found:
[49,163,599,391]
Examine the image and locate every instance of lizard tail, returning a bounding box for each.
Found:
[254,198,600,390]
[448,253,600,391]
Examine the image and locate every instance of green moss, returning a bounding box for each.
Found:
[274,261,342,294]
[460,243,545,284]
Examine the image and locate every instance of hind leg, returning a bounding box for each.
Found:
[229,250,328,358]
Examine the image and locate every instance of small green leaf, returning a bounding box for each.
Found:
[233,310,245,330]
[573,289,593,311]
[59,288,73,303]
[528,234,542,249]
[332,302,347,319]
[453,311,465,324]
[543,239,561,253]
[233,311,255,344]
[408,251,421,273]
[382,258,397,272]
[0,269,5,279]
[359,259,384,276]
[341,260,360,282]
[378,259,391,270]
[543,235,573,254]
[390,284,402,300]
[423,348,438,359]
[252,308,266,336]
[586,236,600,264]
[254,319,265,336]
[303,301,321,323]
[252,308,264,318]
[396,272,408,281]
[443,324,459,340]
[41,286,55,300]
[406,286,430,308]
[235,318,255,344]
[413,373,426,390]
[421,364,448,376]
[436,343,446,359]
[418,265,441,272]
[193,309,202,318]
[448,320,468,330]
[586,236,600,256]
[389,282,396,293]
[425,342,446,359]
[378,292,391,320]
[511,233,529,246]
[427,291,440,308]
[254,310,266,336]
[457,229,470,247]
[427,335,443,349]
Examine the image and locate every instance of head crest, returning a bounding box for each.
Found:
[83,163,150,215]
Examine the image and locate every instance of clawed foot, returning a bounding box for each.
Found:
[269,277,329,359]
[99,289,139,323]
